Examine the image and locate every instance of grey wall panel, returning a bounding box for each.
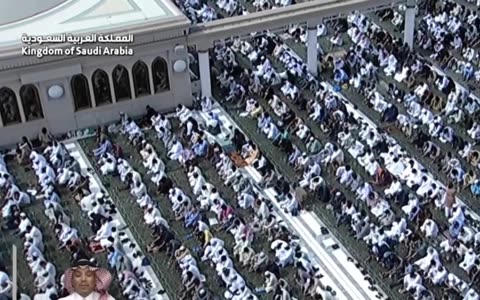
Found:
[21,64,82,84]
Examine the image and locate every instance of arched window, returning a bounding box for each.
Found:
[20,84,44,121]
[132,60,151,97]
[112,65,131,101]
[92,69,112,105]
[71,75,92,111]
[0,87,21,125]
[151,57,170,93]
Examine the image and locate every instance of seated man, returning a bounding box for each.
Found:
[306,137,321,154]
[168,139,184,161]
[280,192,299,216]
[192,138,209,158]
[373,167,392,187]
[17,137,33,165]
[188,168,206,196]
[176,104,192,125]
[206,112,222,135]
[98,153,117,176]
[146,224,175,253]
[148,158,165,186]
[140,105,157,127]
[93,137,112,159]
[240,99,263,118]
[38,127,54,147]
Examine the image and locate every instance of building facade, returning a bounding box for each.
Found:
[0,0,192,146]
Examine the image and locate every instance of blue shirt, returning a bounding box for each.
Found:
[185,211,200,228]
[108,249,121,268]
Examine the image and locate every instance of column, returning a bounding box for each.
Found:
[198,50,212,98]
[128,68,136,100]
[14,87,26,123]
[404,0,416,49]
[108,71,117,103]
[86,73,97,108]
[147,59,155,95]
[307,26,318,76]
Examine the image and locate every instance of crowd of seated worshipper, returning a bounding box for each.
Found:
[179,0,480,296]
[348,13,477,136]
[211,26,480,298]
[173,0,218,23]
[176,106,338,300]
[399,0,480,85]
[250,0,294,11]
[298,22,480,295]
[117,103,341,300]
[0,131,143,300]
[285,23,328,45]
[91,113,216,299]
[1,153,56,300]
[341,10,480,210]
[172,0,295,24]
[2,137,87,299]
[84,114,189,299]
[216,0,245,16]
[10,129,166,299]
[325,10,480,208]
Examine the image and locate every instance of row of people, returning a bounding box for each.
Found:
[217,28,480,298]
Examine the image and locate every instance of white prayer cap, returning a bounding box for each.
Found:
[387,103,393,108]
[302,152,307,157]
[468,248,474,253]
[29,151,37,160]
[447,273,457,282]
[179,246,185,251]
[20,212,26,217]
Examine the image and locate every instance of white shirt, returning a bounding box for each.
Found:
[0,271,9,286]
[59,291,115,300]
